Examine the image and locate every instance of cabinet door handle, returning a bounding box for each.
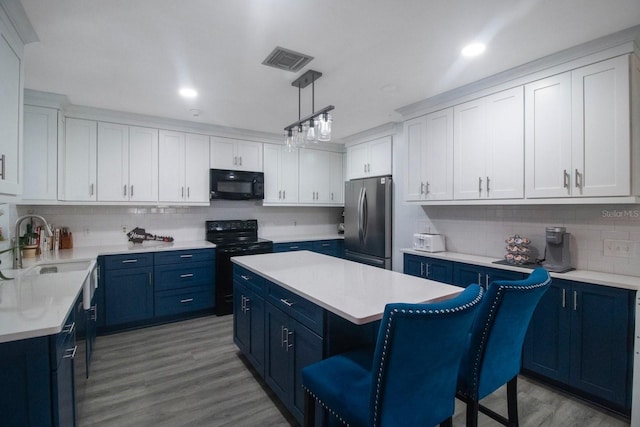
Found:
[573,290,578,311]
[90,183,95,196]
[279,190,282,199]
[0,154,5,180]
[181,186,185,198]
[148,272,152,286]
[331,192,334,200]
[575,169,582,190]
[283,190,286,199]
[425,263,430,278]
[364,164,367,173]
[240,275,250,281]
[486,176,490,194]
[180,273,194,278]
[281,325,286,348]
[477,273,482,285]
[287,330,294,351]
[122,259,138,263]
[91,305,98,321]
[187,187,190,198]
[280,298,294,307]
[420,262,424,276]
[124,185,127,196]
[180,298,194,303]
[426,181,430,195]
[241,295,246,312]
[561,289,566,308]
[180,254,193,258]
[244,297,250,312]
[131,185,134,197]
[63,346,78,359]
[420,182,424,195]
[233,156,237,165]
[478,177,483,194]
[62,322,75,335]
[563,169,569,189]
[485,274,489,289]
[239,156,243,166]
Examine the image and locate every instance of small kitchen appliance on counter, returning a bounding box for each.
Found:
[413,233,445,253]
[543,226,573,273]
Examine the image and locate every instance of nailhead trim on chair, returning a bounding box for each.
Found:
[371,288,484,426]
[303,387,351,426]
[463,277,552,400]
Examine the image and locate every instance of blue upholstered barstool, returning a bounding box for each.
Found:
[302,284,484,427]
[456,267,552,427]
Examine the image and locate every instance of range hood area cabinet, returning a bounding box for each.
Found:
[210,136,263,172]
[346,136,392,180]
[403,53,640,205]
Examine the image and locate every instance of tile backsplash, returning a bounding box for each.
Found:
[16,202,343,247]
[417,204,640,277]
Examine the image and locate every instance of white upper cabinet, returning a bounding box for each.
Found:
[61,118,97,201]
[22,105,58,200]
[571,56,630,197]
[263,144,298,204]
[404,109,453,201]
[0,19,23,196]
[454,87,524,200]
[526,55,633,198]
[299,149,332,204]
[97,123,158,202]
[329,152,344,204]
[158,130,209,204]
[210,136,263,172]
[347,136,392,180]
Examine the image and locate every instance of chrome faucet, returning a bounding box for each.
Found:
[13,214,54,269]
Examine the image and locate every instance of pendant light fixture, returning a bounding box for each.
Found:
[284,70,334,150]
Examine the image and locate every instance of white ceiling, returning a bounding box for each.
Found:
[20,0,640,140]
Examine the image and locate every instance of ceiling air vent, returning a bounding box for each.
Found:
[262,47,313,72]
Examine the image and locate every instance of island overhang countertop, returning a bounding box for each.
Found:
[231,251,463,325]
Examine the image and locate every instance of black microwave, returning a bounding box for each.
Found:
[210,169,264,200]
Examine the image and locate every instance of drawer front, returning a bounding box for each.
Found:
[51,308,76,370]
[154,262,214,291]
[154,249,215,265]
[233,266,265,295]
[273,242,313,252]
[104,253,154,270]
[312,240,338,253]
[267,282,323,336]
[155,286,214,317]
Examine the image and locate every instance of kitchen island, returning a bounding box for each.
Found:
[231,251,462,423]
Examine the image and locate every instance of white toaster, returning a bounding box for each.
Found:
[413,233,446,253]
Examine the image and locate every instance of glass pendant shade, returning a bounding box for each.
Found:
[284,129,295,152]
[305,119,317,143]
[317,113,332,141]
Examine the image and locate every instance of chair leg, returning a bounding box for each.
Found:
[303,388,316,427]
[507,376,519,427]
[440,416,453,427]
[466,399,479,427]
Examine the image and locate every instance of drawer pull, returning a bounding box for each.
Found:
[290,246,299,249]
[180,273,194,278]
[122,259,138,264]
[241,275,250,281]
[62,322,75,335]
[63,346,77,359]
[280,298,294,307]
[180,254,193,258]
[180,298,194,303]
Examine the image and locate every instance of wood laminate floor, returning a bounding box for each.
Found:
[77,315,630,427]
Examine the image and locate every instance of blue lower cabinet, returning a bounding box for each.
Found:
[275,239,344,258]
[233,280,266,376]
[274,241,313,252]
[403,253,453,284]
[0,301,78,426]
[264,303,323,425]
[453,262,524,288]
[105,265,154,326]
[523,279,633,413]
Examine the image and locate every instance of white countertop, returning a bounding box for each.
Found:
[232,251,462,325]
[1,240,214,344]
[264,233,344,243]
[401,249,640,291]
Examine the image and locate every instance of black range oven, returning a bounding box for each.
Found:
[206,219,273,315]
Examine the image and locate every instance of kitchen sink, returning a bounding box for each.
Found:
[24,260,98,309]
[27,260,94,275]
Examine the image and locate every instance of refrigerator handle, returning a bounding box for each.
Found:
[357,187,364,243]
[362,187,368,242]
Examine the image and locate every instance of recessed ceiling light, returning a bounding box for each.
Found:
[461,42,486,58]
[179,88,198,98]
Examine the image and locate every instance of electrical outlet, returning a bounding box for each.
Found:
[122,226,127,234]
[603,239,635,258]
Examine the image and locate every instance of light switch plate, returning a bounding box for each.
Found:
[603,239,635,258]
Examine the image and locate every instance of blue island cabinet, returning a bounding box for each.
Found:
[453,262,524,288]
[0,301,77,426]
[233,268,266,375]
[522,279,633,414]
[403,253,453,284]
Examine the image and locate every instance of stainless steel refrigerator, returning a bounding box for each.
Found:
[344,175,392,269]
